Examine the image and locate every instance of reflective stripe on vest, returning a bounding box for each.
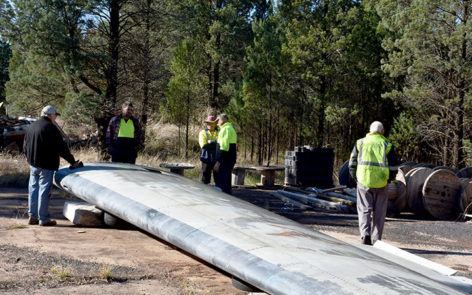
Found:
[358,139,389,167]
[205,129,218,142]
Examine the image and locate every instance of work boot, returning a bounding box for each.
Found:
[361,235,372,246]
[39,220,57,226]
[28,216,39,225]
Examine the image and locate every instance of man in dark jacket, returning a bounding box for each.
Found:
[24,105,80,226]
[106,101,143,164]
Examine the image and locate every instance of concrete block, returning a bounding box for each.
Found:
[63,201,104,227]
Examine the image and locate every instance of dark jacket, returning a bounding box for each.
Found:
[24,116,75,170]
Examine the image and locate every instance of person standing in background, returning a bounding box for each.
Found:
[106,101,143,164]
[214,113,237,194]
[199,115,219,184]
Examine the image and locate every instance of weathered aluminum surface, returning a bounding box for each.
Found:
[54,162,468,295]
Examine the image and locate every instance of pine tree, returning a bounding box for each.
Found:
[378,0,472,168]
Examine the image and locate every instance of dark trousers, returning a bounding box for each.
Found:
[111,148,137,164]
[215,161,235,194]
[201,162,216,184]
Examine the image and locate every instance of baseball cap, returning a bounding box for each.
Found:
[41,105,61,116]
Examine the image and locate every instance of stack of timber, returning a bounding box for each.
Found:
[272,185,356,213]
[284,146,334,188]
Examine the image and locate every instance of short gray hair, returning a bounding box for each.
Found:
[217,113,229,122]
[369,121,384,133]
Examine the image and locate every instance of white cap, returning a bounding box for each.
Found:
[369,121,384,133]
[41,105,61,116]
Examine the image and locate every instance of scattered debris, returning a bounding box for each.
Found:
[276,186,356,213]
[0,116,36,153]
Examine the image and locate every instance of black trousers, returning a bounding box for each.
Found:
[201,162,216,184]
[215,161,235,194]
[111,148,137,164]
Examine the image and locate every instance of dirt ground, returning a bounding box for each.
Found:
[1,186,471,294]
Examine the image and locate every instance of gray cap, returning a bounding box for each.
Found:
[369,121,384,133]
[41,105,61,116]
[217,113,229,121]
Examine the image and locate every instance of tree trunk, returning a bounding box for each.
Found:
[140,0,152,144]
[258,121,263,165]
[267,82,272,166]
[97,0,121,160]
[178,124,181,157]
[275,102,280,165]
[251,134,254,162]
[454,2,469,169]
[185,90,190,159]
[317,74,326,148]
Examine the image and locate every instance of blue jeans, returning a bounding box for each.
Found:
[28,165,54,223]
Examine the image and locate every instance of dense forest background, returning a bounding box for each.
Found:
[0,0,471,169]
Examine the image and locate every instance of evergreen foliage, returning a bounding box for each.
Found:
[0,0,471,167]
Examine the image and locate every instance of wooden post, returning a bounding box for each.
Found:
[232,168,247,186]
[261,170,276,186]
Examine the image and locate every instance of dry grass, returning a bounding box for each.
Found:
[98,266,113,280]
[50,266,72,280]
[0,119,286,186]
[0,153,29,187]
[6,224,27,230]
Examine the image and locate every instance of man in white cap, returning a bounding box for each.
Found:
[24,105,81,226]
[348,121,398,245]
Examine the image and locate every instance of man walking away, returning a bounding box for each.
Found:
[24,105,81,226]
[348,121,398,245]
[199,115,219,184]
[106,101,143,164]
[214,113,237,194]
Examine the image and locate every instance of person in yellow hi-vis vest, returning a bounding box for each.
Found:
[348,121,398,246]
[199,115,219,184]
[214,113,237,194]
[106,101,143,164]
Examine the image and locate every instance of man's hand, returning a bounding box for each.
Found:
[70,160,83,170]
[213,161,220,173]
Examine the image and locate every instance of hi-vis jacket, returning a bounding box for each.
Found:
[348,132,397,188]
[216,122,237,164]
[198,128,218,148]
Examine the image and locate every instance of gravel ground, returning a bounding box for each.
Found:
[0,187,245,295]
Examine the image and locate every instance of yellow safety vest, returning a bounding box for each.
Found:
[356,133,392,188]
[118,118,135,138]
